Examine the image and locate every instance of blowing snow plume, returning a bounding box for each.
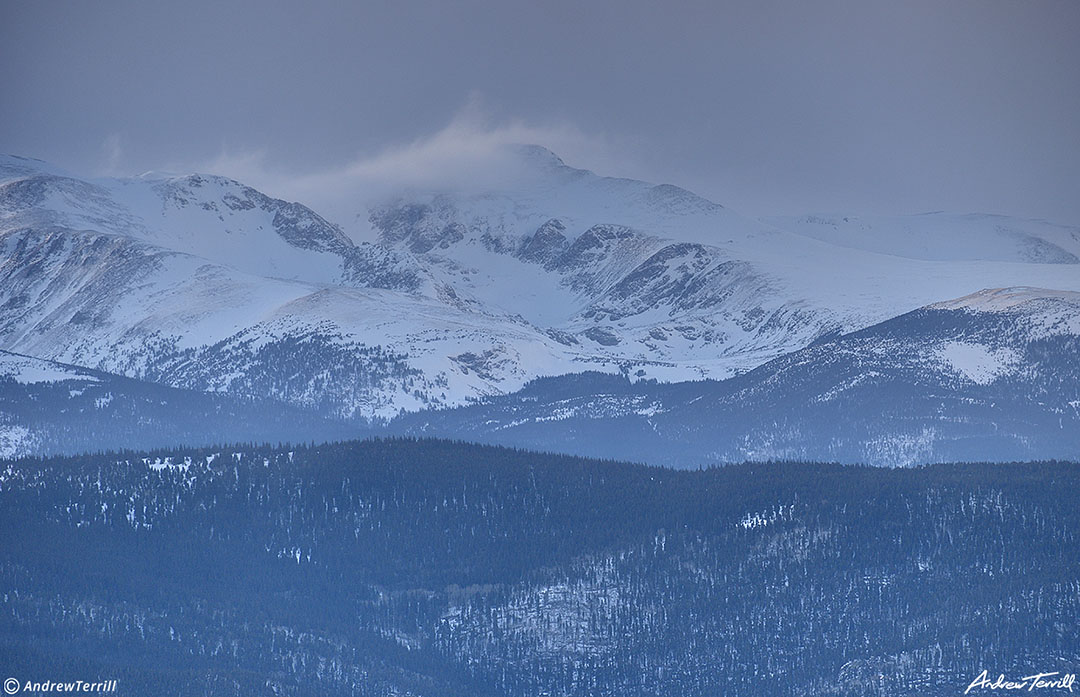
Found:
[200,103,628,240]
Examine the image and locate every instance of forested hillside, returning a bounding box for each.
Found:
[1,439,1076,696]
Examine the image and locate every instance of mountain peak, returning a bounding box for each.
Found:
[930,287,1080,313]
[504,144,567,169]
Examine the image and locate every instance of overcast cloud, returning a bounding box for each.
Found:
[2,0,1078,223]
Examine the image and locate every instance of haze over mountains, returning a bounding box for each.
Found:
[1,147,1078,463]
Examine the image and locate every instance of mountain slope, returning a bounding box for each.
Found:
[0,349,358,457]
[394,287,1080,466]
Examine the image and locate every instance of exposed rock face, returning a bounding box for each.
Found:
[517,218,568,265]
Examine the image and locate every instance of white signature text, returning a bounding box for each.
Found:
[965,670,1076,694]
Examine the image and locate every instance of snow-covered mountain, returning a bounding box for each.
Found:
[362,147,1080,382]
[1,154,591,417]
[1,148,1078,461]
[392,287,1080,466]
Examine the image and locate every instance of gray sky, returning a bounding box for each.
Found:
[2,0,1079,223]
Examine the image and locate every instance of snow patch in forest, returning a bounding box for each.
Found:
[938,342,1019,385]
